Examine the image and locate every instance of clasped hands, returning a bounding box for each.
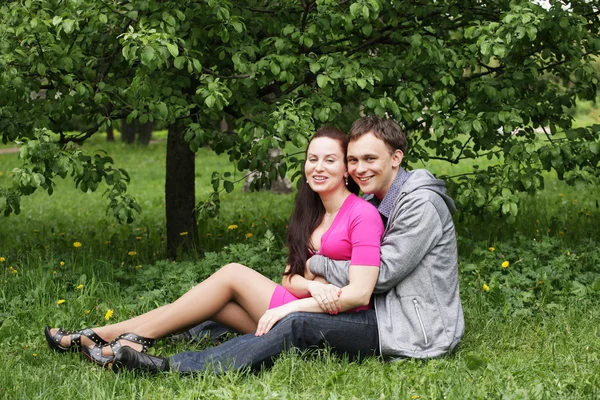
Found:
[307,280,342,314]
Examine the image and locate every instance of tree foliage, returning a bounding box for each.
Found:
[1,0,599,234]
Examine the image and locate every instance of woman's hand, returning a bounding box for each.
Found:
[255,304,294,336]
[307,281,341,314]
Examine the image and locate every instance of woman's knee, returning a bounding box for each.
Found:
[218,262,249,277]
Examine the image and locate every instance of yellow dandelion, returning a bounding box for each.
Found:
[482,283,490,292]
[227,224,238,230]
[501,260,510,268]
[245,233,253,238]
[59,261,65,266]
[9,266,17,274]
[0,257,5,262]
[76,284,84,289]
[104,309,114,320]
[73,241,82,248]
[488,247,495,252]
[179,231,189,236]
[33,353,38,357]
[128,251,137,256]
[53,270,57,275]
[135,236,142,240]
[56,299,66,305]
[84,310,91,315]
[135,265,143,269]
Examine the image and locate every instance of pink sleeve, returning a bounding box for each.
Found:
[349,200,384,266]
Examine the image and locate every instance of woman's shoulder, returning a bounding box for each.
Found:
[346,194,382,219]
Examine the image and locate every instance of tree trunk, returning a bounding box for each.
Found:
[106,124,115,142]
[121,118,136,144]
[165,122,197,258]
[137,121,153,145]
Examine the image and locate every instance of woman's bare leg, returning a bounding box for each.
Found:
[211,302,258,334]
[50,263,276,351]
[105,263,277,354]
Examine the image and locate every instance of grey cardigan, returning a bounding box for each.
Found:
[310,169,464,359]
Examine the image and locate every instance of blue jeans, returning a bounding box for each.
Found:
[169,311,379,373]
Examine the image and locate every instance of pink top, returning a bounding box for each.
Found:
[269,194,383,310]
[317,193,383,266]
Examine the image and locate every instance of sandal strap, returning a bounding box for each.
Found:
[66,328,109,349]
[78,328,109,346]
[116,332,156,353]
[51,327,69,344]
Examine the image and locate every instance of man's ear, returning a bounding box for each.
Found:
[391,149,404,168]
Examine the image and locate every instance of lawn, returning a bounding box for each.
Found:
[0,133,599,399]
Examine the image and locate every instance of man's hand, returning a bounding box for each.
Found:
[307,281,341,314]
[255,304,294,336]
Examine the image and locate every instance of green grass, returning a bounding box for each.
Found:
[1,133,599,399]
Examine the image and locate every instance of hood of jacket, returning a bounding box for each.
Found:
[400,169,456,214]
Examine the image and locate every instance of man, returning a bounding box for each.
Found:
[112,116,464,373]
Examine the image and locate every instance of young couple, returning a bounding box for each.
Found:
[45,116,464,374]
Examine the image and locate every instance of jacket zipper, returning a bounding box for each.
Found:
[413,299,429,345]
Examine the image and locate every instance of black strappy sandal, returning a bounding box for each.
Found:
[44,326,108,353]
[81,332,156,368]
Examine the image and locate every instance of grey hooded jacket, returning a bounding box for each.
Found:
[309,169,464,359]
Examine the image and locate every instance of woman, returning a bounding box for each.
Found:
[45,126,384,368]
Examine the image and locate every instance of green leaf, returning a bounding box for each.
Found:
[174,56,186,70]
[141,46,156,65]
[205,95,216,108]
[231,21,243,33]
[157,103,168,119]
[362,23,373,36]
[37,63,47,76]
[62,19,75,34]
[166,43,179,58]
[270,62,280,76]
[316,74,328,88]
[192,58,202,72]
[99,14,108,24]
[224,180,234,193]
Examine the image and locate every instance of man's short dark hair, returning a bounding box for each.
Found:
[348,116,408,155]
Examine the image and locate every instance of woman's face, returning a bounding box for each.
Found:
[304,137,348,195]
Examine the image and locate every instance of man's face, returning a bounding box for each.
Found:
[347,132,403,200]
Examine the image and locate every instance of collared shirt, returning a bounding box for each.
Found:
[366,167,412,227]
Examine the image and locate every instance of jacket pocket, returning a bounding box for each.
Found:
[412,298,429,345]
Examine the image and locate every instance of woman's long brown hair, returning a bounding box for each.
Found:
[284,126,360,277]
